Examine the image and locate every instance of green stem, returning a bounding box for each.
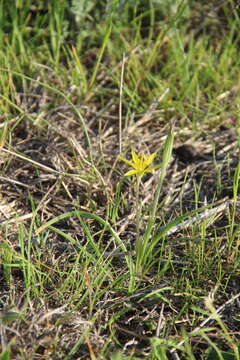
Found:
[135,175,142,256]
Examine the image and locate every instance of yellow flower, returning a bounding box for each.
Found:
[119,150,160,177]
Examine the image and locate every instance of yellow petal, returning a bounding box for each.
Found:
[131,150,140,164]
[145,152,156,166]
[124,169,139,176]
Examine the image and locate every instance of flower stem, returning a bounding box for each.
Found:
[135,175,141,241]
[135,175,144,275]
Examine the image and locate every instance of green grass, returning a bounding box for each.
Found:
[0,0,240,359]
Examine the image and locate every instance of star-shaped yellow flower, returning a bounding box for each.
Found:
[119,150,160,177]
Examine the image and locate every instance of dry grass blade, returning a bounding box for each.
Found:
[1,147,60,174]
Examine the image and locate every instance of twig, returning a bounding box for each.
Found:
[156,303,165,337]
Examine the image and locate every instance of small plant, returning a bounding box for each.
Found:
[118,149,160,240]
[119,124,174,279]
